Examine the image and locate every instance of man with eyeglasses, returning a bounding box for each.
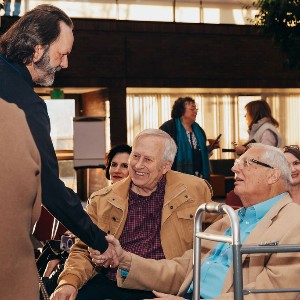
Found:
[91,143,300,300]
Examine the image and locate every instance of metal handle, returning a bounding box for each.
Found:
[193,202,243,300]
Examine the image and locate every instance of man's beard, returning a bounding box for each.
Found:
[34,50,62,87]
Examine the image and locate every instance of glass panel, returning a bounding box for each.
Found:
[58,160,77,192]
[45,99,75,150]
[126,90,300,160]
[44,99,76,189]
[21,0,257,24]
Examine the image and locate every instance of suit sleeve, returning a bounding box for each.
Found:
[117,249,193,295]
[27,101,108,252]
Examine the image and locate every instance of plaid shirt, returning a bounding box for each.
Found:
[106,175,166,281]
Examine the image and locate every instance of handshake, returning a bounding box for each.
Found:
[88,235,129,269]
[49,235,133,300]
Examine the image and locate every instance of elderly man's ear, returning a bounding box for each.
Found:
[162,161,172,174]
[267,168,281,184]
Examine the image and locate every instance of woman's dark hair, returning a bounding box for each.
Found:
[283,146,300,161]
[105,144,132,180]
[245,100,279,129]
[171,97,195,119]
[0,4,73,64]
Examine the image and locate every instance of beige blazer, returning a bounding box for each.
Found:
[0,99,41,300]
[117,194,300,300]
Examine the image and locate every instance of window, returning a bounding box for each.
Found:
[45,99,77,191]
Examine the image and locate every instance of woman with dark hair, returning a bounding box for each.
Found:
[235,100,282,155]
[160,97,218,181]
[105,144,132,184]
[283,145,300,204]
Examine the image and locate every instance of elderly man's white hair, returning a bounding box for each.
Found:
[247,143,292,187]
[133,129,177,163]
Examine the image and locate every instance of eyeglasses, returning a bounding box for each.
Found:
[283,145,299,152]
[234,157,274,169]
[187,107,198,112]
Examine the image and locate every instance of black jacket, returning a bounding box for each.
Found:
[0,56,108,252]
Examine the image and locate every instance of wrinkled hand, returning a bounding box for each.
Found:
[88,239,119,268]
[89,235,129,268]
[145,290,184,299]
[50,285,77,300]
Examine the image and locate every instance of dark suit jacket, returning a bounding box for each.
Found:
[0,55,108,252]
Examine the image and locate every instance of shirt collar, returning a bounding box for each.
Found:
[130,174,167,197]
[238,192,287,221]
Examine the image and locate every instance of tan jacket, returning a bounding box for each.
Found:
[0,100,41,300]
[58,170,213,290]
[117,194,300,300]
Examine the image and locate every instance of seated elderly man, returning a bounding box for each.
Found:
[51,129,215,300]
[95,143,300,300]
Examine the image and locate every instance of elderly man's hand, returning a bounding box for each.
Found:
[50,285,77,300]
[146,291,184,299]
[88,240,119,268]
[89,235,130,267]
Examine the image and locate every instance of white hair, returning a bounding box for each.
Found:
[132,129,177,163]
[247,143,292,187]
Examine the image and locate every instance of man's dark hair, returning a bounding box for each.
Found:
[0,4,73,64]
[105,144,132,180]
[171,97,195,119]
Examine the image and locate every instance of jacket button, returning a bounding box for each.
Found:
[170,205,173,209]
[107,230,110,234]
[185,195,188,198]
[190,214,193,218]
[112,216,117,221]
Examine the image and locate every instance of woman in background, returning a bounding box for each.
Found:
[105,144,132,184]
[283,145,300,205]
[160,97,218,181]
[235,100,281,155]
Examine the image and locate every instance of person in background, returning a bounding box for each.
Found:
[0,0,4,12]
[95,143,300,300]
[105,144,132,184]
[160,97,219,181]
[283,145,300,205]
[4,0,21,16]
[0,99,41,300]
[0,4,116,265]
[51,129,214,300]
[235,100,281,155]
